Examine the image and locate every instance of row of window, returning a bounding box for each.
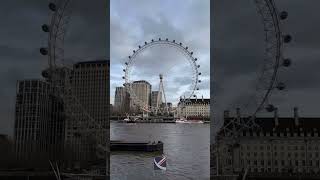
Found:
[241,151,320,158]
[241,144,320,151]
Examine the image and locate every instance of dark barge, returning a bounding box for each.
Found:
[110,140,163,152]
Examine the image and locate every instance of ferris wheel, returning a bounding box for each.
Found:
[212,0,292,176]
[122,38,202,114]
[216,0,292,138]
[39,0,108,176]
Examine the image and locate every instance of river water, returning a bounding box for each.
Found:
[110,122,210,180]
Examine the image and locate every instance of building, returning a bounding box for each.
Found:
[163,102,173,112]
[14,79,65,167]
[151,91,162,108]
[213,107,320,179]
[0,134,15,168]
[129,80,151,113]
[110,104,114,115]
[177,96,210,120]
[159,102,173,113]
[65,60,109,167]
[114,86,130,115]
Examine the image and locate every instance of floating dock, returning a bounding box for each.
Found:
[110,140,163,152]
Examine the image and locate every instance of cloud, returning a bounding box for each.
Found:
[0,0,107,136]
[212,0,320,128]
[110,0,210,106]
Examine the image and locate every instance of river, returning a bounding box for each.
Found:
[110,122,210,180]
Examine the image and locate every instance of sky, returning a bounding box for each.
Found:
[212,0,320,127]
[110,0,210,106]
[0,0,107,136]
[0,0,319,136]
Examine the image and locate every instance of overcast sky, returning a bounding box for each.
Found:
[1,0,319,136]
[110,0,210,106]
[0,0,107,136]
[212,0,320,128]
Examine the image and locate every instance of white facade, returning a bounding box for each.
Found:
[213,108,320,178]
[177,98,210,119]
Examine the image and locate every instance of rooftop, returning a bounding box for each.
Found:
[74,60,109,66]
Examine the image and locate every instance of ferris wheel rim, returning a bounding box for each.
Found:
[229,0,289,119]
[251,0,283,116]
[123,39,201,113]
[213,0,291,141]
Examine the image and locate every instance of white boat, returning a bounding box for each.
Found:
[175,119,188,123]
[175,119,204,124]
[188,120,204,124]
[123,116,138,123]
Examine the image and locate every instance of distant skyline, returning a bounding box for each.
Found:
[110,0,210,106]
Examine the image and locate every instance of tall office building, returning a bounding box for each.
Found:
[65,60,109,167]
[114,86,130,115]
[14,79,65,167]
[151,91,162,108]
[129,80,151,113]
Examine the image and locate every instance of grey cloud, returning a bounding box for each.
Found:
[0,0,107,136]
[110,0,210,105]
[213,0,320,125]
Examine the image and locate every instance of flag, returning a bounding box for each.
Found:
[154,155,167,170]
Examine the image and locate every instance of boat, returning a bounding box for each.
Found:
[123,116,138,123]
[175,118,204,124]
[111,140,163,152]
[188,119,204,124]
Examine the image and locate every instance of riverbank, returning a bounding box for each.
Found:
[111,119,210,123]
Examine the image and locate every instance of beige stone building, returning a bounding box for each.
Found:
[213,107,320,179]
[177,97,210,120]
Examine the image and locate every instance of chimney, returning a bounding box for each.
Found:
[224,110,230,119]
[236,108,241,124]
[294,107,299,126]
[274,108,279,126]
[202,95,204,101]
